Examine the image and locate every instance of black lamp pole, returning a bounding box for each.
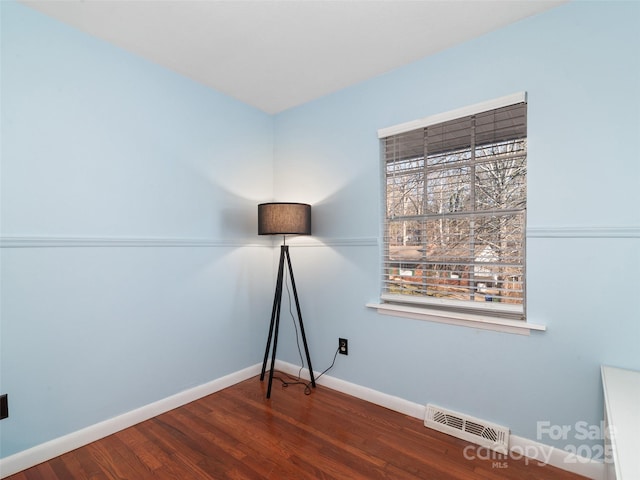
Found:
[260,242,316,398]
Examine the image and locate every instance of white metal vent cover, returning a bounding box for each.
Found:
[424,404,509,453]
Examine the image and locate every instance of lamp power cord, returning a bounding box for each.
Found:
[272,269,341,395]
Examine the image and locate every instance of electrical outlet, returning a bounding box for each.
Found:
[339,338,348,355]
[0,394,8,420]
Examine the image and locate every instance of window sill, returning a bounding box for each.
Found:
[366,302,546,336]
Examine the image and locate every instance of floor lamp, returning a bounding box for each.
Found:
[258,202,316,399]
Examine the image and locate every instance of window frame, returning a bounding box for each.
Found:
[369,92,546,335]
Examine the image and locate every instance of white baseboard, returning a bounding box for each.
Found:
[1,360,606,480]
[0,364,262,479]
[508,435,605,480]
[275,360,605,480]
[273,359,426,419]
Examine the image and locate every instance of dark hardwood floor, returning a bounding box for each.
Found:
[8,374,587,479]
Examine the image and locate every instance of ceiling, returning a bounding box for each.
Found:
[21,0,565,114]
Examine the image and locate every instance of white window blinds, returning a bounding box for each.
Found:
[379,96,527,320]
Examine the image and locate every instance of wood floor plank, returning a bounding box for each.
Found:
[47,456,75,480]
[116,426,166,472]
[6,374,589,480]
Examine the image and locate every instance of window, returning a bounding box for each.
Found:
[378,93,528,323]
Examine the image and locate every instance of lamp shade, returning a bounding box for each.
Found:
[258,202,311,235]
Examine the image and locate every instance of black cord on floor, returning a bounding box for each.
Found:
[273,346,340,395]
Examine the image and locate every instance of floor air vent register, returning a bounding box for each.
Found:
[424,404,510,454]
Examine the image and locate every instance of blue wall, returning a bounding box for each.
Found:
[1,0,639,463]
[273,0,640,452]
[0,2,274,457]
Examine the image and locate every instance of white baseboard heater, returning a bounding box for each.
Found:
[424,404,510,454]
